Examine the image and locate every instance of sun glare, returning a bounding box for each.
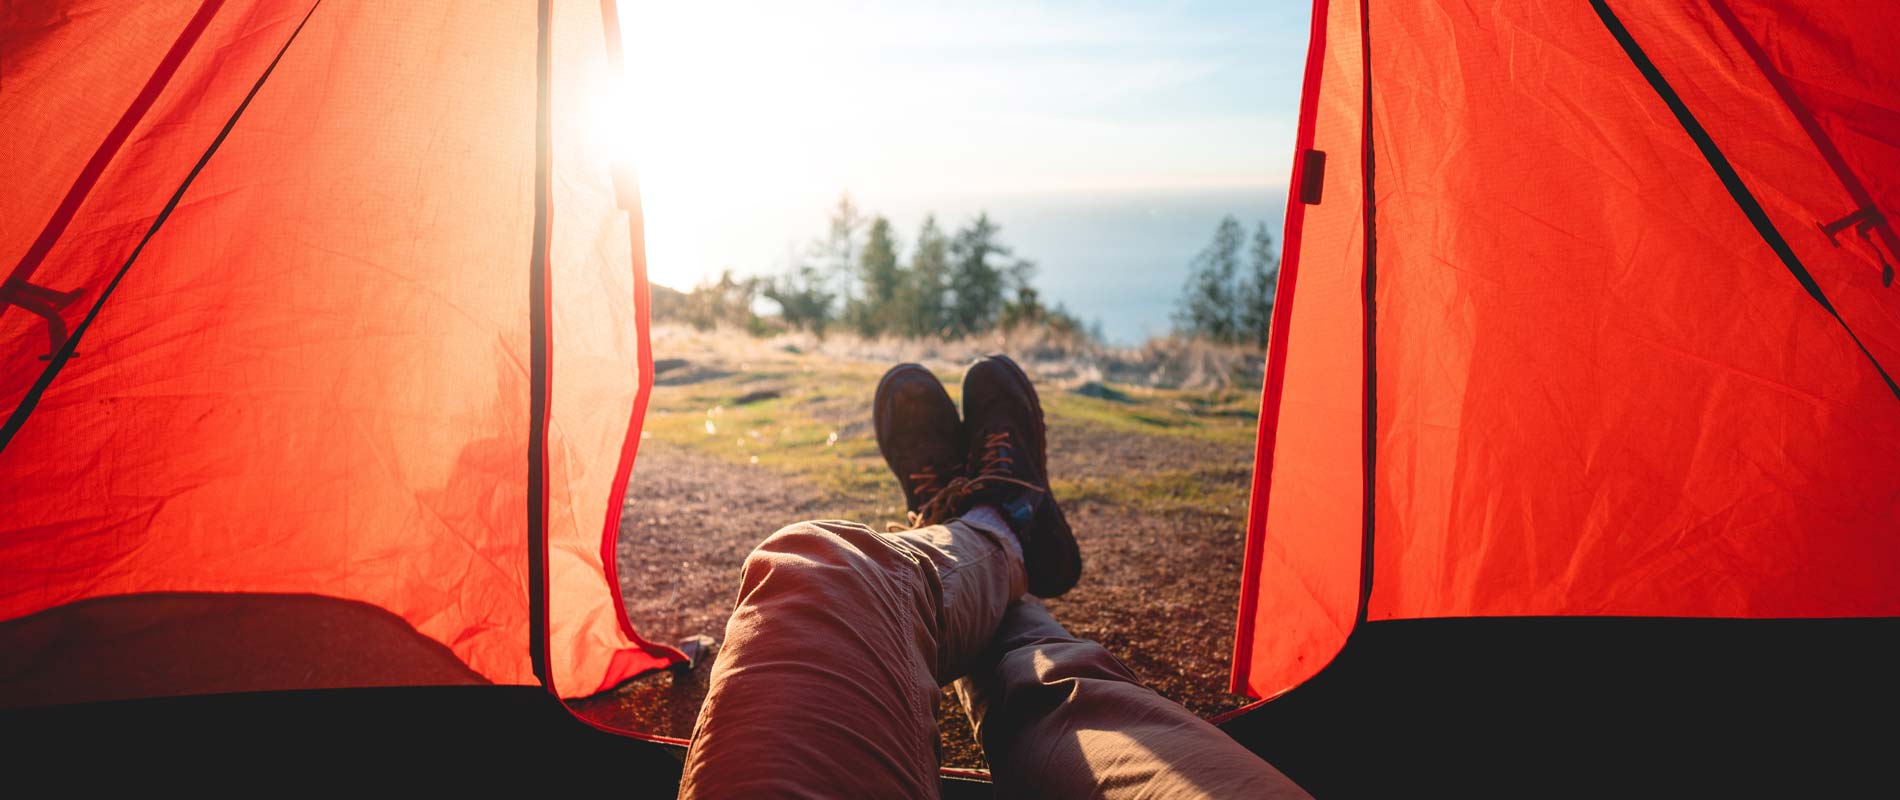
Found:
[602,1,1299,303]
[603,3,850,289]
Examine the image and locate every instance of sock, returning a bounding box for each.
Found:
[960,504,1024,564]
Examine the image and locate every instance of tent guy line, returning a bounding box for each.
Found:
[1590,0,1899,402]
[0,1,325,453]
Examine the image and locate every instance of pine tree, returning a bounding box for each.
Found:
[900,215,953,337]
[1175,215,1245,342]
[1000,258,1057,330]
[1238,221,1279,349]
[844,216,902,336]
[948,212,1011,336]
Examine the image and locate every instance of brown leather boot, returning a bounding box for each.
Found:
[872,363,964,526]
[916,354,1082,597]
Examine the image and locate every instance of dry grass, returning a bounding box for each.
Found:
[721,322,1267,393]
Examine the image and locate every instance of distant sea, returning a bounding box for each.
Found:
[656,186,1288,346]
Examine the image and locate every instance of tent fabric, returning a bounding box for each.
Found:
[1234,0,1900,700]
[1229,0,1368,699]
[0,0,677,699]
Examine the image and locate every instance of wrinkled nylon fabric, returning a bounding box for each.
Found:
[0,1,673,697]
[1236,0,1900,700]
[1365,0,1900,618]
[1,0,288,402]
[1238,0,1892,699]
[1614,2,1900,390]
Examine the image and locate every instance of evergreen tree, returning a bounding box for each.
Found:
[899,215,953,337]
[1238,221,1279,349]
[1000,282,1086,338]
[1000,284,1046,330]
[844,216,902,336]
[1174,215,1245,342]
[948,212,1012,335]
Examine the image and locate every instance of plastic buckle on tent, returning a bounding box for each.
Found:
[1818,206,1895,287]
[0,279,83,360]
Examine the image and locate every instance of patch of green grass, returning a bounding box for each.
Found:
[640,352,1257,522]
[1043,386,1256,447]
[641,365,900,515]
[1055,466,1251,516]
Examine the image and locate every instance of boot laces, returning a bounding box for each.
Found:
[886,465,952,532]
[887,464,948,531]
[903,431,1045,528]
[908,465,948,498]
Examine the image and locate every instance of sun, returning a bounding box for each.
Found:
[581,2,862,290]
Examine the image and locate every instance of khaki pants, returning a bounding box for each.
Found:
[679,512,1309,799]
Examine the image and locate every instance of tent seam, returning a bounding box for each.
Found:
[528,0,555,688]
[1355,0,1377,624]
[1588,0,1899,402]
[3,0,226,292]
[0,1,325,454]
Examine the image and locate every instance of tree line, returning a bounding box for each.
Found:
[662,196,1279,349]
[1173,215,1278,349]
[665,195,1089,341]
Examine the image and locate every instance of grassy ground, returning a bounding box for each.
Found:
[570,325,1262,770]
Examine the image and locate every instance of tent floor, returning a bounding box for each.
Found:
[5,618,1896,796]
[1229,617,1900,796]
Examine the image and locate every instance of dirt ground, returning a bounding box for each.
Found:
[570,329,1260,771]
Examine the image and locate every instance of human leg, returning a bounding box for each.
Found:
[681,357,1111,797]
[677,512,1025,799]
[954,598,1311,799]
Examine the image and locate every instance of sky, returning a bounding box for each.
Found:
[608,0,1313,315]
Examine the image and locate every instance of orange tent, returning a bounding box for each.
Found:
[1233,0,1899,701]
[5,2,1897,791]
[2,0,678,701]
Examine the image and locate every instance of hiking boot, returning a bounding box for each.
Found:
[917,354,1082,597]
[873,363,964,526]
